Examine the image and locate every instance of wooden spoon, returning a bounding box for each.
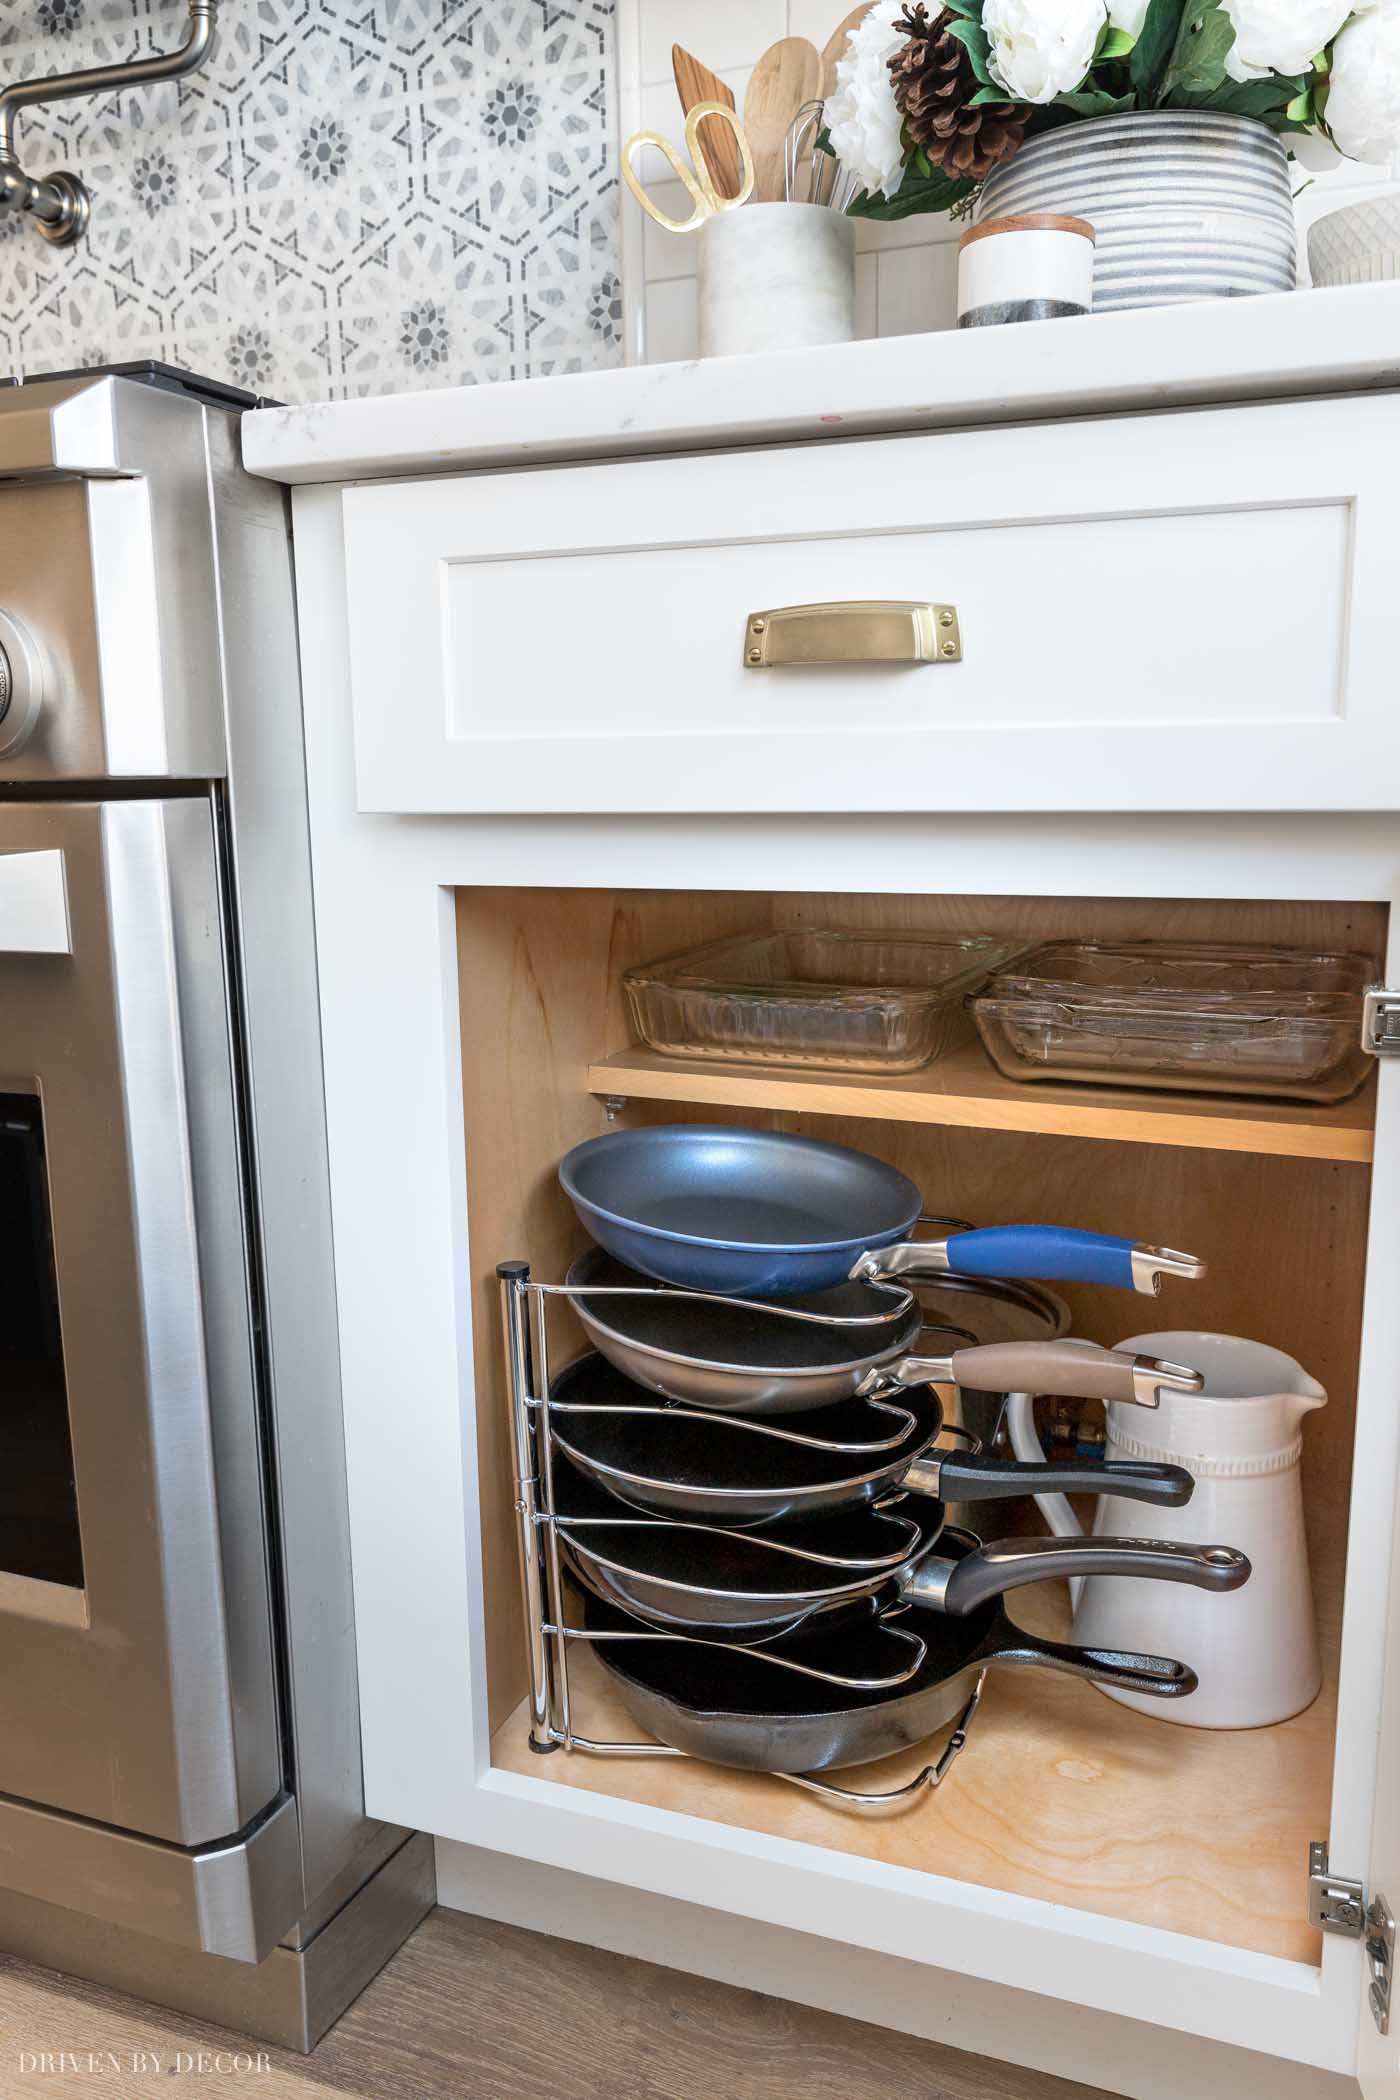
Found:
[821,6,876,98]
[671,45,744,200]
[744,36,822,202]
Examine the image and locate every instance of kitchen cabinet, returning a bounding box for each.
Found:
[246,304,1400,2100]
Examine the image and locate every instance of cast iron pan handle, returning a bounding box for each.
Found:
[983,1624,1200,1699]
[905,1453,1195,1508]
[904,1535,1251,1617]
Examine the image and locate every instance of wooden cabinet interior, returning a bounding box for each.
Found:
[456,884,1383,1968]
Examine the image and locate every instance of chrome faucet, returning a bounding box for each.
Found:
[0,0,218,245]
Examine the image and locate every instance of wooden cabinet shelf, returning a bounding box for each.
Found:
[587,1042,1376,1164]
[493,1570,1341,1967]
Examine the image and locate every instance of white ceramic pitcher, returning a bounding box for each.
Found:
[1006,1332,1325,1728]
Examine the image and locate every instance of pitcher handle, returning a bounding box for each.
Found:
[1003,1388,1091,1609]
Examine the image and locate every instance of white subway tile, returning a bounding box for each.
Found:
[641,181,702,275]
[853,250,877,338]
[639,0,786,83]
[855,207,963,252]
[786,0,861,43]
[876,240,959,337]
[644,275,700,363]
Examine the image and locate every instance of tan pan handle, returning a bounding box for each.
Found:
[743,601,961,668]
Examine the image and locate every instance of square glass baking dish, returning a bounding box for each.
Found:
[970,940,1379,1102]
[624,928,1018,1074]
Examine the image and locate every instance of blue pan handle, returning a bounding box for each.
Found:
[852,1226,1205,1295]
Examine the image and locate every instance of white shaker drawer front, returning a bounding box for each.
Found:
[341,396,1400,814]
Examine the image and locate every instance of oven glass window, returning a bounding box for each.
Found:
[0,1091,82,1589]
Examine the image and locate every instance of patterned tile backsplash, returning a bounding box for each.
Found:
[0,0,623,400]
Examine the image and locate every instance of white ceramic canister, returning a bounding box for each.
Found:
[957,213,1095,328]
[1006,1332,1325,1728]
[697,202,855,359]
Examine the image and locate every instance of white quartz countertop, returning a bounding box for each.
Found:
[243,281,1400,486]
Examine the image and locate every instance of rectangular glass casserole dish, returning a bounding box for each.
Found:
[970,940,1379,1102]
[624,928,1018,1074]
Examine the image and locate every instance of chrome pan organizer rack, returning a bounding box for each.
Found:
[497,1260,985,1813]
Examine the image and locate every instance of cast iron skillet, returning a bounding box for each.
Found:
[581,1532,1201,1775]
[553,1457,1249,1642]
[547,1352,1195,1526]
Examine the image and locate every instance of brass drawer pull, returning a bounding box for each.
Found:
[743,601,961,668]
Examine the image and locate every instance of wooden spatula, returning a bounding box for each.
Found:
[672,45,744,200]
[821,6,876,98]
[744,36,823,202]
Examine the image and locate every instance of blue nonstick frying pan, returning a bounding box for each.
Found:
[559,1125,1205,1298]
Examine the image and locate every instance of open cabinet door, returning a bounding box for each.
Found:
[1358,1024,1400,2100]
[1359,1510,1400,2099]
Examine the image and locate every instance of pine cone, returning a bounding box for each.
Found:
[888,3,1029,182]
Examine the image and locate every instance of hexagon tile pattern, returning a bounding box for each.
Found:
[0,0,622,400]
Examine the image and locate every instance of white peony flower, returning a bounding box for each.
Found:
[1108,0,1149,37]
[984,0,1107,105]
[824,7,906,201]
[1289,126,1343,170]
[1221,0,1353,81]
[1326,0,1400,163]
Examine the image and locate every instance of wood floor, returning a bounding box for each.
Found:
[0,1906,1114,2100]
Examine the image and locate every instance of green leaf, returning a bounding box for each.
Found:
[1055,86,1137,115]
[1189,72,1301,116]
[1284,87,1313,122]
[967,83,1013,104]
[941,0,983,17]
[944,15,994,84]
[844,160,979,220]
[1130,0,1184,95]
[1160,0,1235,100]
[1096,24,1137,59]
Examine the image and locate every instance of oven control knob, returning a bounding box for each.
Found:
[0,610,45,755]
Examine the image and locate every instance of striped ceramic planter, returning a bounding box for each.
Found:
[975,111,1296,312]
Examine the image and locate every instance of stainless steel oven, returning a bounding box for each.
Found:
[0,367,430,2047]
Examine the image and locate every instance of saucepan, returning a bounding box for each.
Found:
[560,1125,1204,1298]
[547,1350,1198,1525]
[554,1459,1249,1642]
[581,1529,1201,1775]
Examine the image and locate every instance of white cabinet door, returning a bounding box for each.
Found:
[341,394,1400,816]
[1358,1052,1400,2100]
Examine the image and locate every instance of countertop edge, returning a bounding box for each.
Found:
[241,282,1400,486]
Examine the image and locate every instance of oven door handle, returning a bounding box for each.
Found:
[0,848,70,954]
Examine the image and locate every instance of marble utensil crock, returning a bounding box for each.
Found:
[698,203,856,358]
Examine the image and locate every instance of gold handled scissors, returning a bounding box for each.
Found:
[622,101,755,233]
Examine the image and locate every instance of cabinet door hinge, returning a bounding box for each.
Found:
[1361,987,1400,1057]
[1309,1843,1395,2035]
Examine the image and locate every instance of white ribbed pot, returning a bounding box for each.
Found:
[975,110,1297,312]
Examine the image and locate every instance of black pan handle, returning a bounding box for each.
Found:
[906,1453,1195,1509]
[904,1535,1250,1617]
[982,1624,1199,1699]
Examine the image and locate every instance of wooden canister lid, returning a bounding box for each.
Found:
[959,213,1095,248]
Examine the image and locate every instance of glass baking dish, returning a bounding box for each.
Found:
[624,928,1019,1074]
[971,941,1379,1103]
